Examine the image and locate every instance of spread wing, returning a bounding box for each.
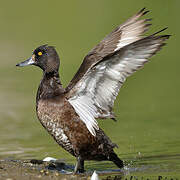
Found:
[66,8,151,92]
[65,9,170,136]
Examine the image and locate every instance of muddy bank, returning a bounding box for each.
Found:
[0,159,123,180]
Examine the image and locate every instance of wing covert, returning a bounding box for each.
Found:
[66,8,151,92]
[65,9,170,136]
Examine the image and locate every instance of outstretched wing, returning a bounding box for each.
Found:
[66,8,151,92]
[65,9,170,136]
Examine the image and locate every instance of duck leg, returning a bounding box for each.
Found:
[74,156,84,174]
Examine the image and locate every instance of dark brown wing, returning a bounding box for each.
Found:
[66,8,151,92]
[65,8,170,136]
[67,29,170,136]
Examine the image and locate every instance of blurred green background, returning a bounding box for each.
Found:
[0,0,179,177]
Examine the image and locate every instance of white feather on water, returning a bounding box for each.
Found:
[91,171,100,180]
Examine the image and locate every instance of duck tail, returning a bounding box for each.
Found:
[109,152,124,168]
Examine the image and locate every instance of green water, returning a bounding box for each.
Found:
[0,0,179,178]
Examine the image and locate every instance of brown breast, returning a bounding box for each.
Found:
[36,95,98,157]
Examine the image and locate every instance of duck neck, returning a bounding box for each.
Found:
[36,71,64,102]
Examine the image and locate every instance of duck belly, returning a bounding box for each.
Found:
[36,97,116,160]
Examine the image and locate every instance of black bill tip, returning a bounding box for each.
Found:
[15,57,34,67]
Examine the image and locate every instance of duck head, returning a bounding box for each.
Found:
[16,45,60,73]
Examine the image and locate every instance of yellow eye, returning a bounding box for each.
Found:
[38,51,43,56]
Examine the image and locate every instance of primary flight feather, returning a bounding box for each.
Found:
[66,8,170,136]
